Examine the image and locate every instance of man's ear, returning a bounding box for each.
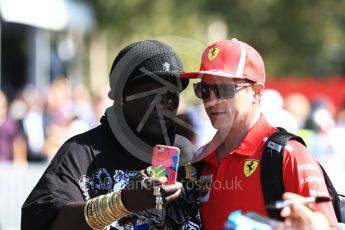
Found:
[253,83,264,103]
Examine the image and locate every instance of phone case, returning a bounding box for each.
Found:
[150,145,180,184]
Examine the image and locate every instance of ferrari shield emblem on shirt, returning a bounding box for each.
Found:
[244,159,259,177]
[208,47,220,61]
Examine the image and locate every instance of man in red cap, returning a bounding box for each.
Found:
[181,38,339,229]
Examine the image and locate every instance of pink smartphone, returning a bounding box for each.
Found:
[151,145,180,185]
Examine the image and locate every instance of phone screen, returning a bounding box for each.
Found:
[150,145,180,184]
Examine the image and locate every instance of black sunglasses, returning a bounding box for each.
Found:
[193,82,253,99]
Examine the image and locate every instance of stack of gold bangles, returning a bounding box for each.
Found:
[84,189,132,230]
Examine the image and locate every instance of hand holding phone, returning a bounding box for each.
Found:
[150,145,180,185]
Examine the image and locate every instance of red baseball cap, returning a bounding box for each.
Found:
[180,38,266,83]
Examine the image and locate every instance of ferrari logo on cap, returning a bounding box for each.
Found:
[208,47,220,61]
[244,159,259,177]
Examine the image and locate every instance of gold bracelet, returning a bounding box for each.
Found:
[110,191,122,219]
[84,190,132,230]
[109,190,132,221]
[105,193,117,219]
[105,193,115,217]
[84,199,105,230]
[102,194,115,221]
[116,190,132,215]
[95,196,107,224]
[87,197,107,230]
[90,197,105,229]
[87,199,100,228]
[98,195,113,223]
[84,200,93,228]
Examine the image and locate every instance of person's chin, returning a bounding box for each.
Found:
[212,119,232,131]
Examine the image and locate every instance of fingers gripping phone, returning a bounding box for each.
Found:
[150,145,180,185]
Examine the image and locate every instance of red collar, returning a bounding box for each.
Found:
[201,115,275,166]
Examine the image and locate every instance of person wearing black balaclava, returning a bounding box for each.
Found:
[21,40,200,230]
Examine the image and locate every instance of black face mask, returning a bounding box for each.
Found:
[123,80,179,146]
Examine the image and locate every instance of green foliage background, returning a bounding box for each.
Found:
[80,0,345,77]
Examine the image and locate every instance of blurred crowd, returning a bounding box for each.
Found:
[260,89,345,193]
[0,77,112,164]
[1,78,345,193]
